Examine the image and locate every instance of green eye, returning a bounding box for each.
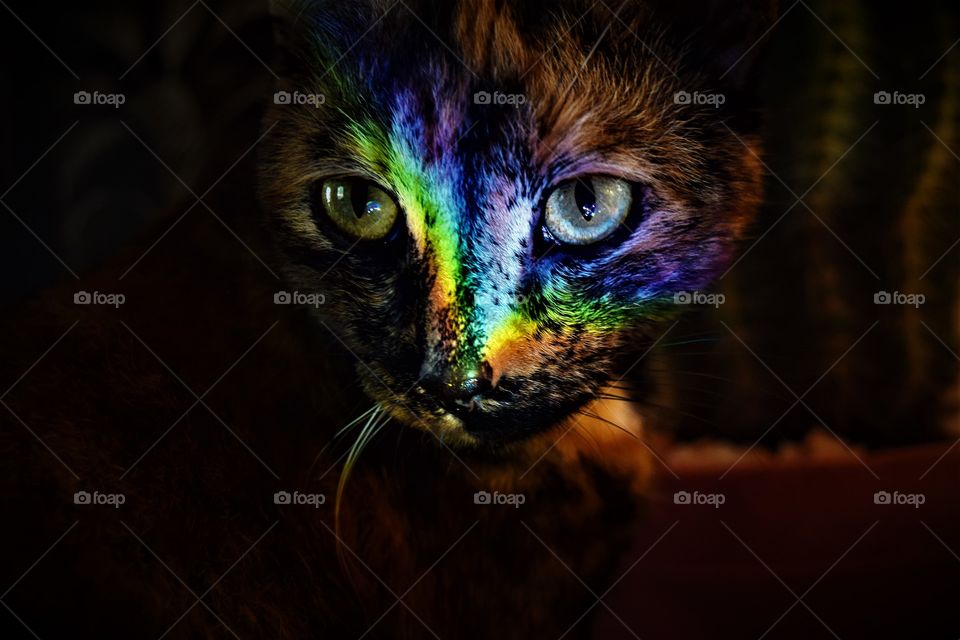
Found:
[543,176,632,245]
[320,178,400,240]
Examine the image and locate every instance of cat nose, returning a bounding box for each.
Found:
[423,374,492,414]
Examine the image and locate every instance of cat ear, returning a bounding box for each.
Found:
[265,0,396,76]
[265,0,310,76]
[265,0,303,34]
[649,0,780,85]
[264,0,359,78]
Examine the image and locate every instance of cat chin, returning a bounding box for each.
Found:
[357,370,596,448]
[377,399,587,452]
[377,402,484,448]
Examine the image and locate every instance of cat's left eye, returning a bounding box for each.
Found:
[543,176,633,246]
[320,178,400,240]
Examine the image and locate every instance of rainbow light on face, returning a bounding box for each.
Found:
[308,27,712,377]
[341,102,683,372]
[347,103,467,331]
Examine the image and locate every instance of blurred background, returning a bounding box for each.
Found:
[0,0,274,298]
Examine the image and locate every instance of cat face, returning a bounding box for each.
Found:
[260,0,771,446]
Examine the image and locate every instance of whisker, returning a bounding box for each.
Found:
[610,370,789,401]
[598,391,725,412]
[331,407,392,578]
[308,404,380,474]
[656,351,735,357]
[615,369,744,385]
[596,397,721,428]
[642,405,720,427]
[335,404,381,439]
[335,407,390,532]
[649,330,720,341]
[569,418,603,455]
[607,381,728,400]
[577,410,640,442]
[656,337,721,348]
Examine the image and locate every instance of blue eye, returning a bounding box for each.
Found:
[544,177,632,245]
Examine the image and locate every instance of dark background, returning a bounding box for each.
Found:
[1,0,274,300]
[1,1,958,638]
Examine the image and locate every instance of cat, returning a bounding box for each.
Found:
[260,0,771,449]
[9,0,956,638]
[0,0,779,637]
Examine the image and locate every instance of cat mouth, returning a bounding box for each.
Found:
[384,390,512,447]
[381,403,482,446]
[363,381,584,448]
[354,363,599,447]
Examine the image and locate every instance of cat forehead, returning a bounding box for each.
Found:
[294,0,616,62]
[280,0,778,96]
[273,0,775,204]
[288,1,682,183]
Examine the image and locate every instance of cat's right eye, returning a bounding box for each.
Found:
[542,176,633,246]
[319,178,400,240]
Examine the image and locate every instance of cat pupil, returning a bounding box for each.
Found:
[574,180,598,221]
[348,181,374,219]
